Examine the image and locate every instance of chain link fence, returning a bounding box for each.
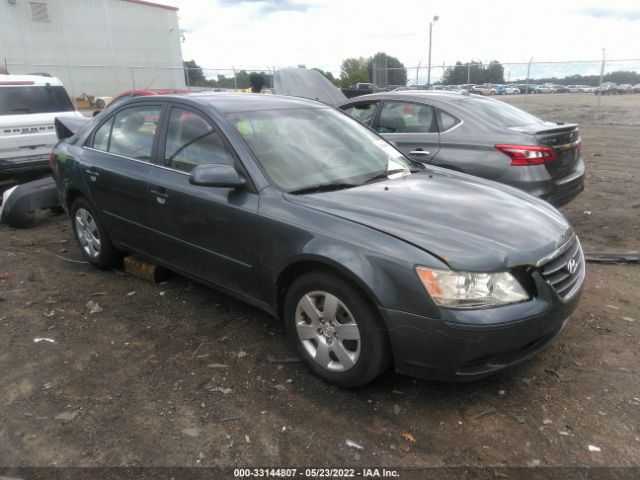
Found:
[3,58,639,124]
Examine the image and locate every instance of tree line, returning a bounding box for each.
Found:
[183,52,409,89]
[184,58,639,89]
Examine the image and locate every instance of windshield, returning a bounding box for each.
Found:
[227,107,415,193]
[458,97,543,127]
[0,86,75,115]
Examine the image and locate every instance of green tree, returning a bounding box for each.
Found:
[367,52,408,86]
[183,60,205,86]
[340,57,370,87]
[484,60,505,84]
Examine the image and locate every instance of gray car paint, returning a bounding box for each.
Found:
[337,92,585,206]
[51,93,583,381]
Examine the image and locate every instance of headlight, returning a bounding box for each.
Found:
[415,267,529,309]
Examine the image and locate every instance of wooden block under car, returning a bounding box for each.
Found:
[123,255,170,283]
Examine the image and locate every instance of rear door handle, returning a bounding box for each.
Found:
[150,188,169,205]
[86,168,100,181]
[409,149,431,156]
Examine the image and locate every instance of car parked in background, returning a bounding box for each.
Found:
[338,92,584,206]
[93,88,190,116]
[504,85,521,94]
[513,84,538,94]
[535,84,557,94]
[51,92,584,387]
[578,85,595,93]
[0,74,82,180]
[551,85,569,93]
[565,85,581,93]
[633,83,640,93]
[595,82,618,95]
[616,84,633,94]
[470,85,494,96]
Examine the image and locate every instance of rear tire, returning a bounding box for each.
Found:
[284,271,391,387]
[70,197,122,269]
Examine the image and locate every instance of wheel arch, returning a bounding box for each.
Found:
[274,255,382,322]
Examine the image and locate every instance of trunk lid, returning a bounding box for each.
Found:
[510,123,581,180]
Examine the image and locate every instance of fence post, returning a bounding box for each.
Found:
[596,48,605,123]
[467,61,471,84]
[129,67,136,89]
[524,57,533,108]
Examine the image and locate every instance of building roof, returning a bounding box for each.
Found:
[123,0,178,11]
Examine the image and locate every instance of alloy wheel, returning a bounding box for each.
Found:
[295,291,361,372]
[74,207,101,259]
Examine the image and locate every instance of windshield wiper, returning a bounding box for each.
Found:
[363,168,409,184]
[288,182,358,195]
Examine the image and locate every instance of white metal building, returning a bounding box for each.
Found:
[1,0,186,98]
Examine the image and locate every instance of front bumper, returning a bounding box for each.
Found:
[381,274,583,382]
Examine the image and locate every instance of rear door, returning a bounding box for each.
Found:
[372,100,440,162]
[82,103,164,248]
[145,105,260,297]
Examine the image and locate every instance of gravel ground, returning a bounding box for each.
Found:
[0,94,638,476]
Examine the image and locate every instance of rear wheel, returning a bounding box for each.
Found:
[70,197,122,269]
[284,271,391,387]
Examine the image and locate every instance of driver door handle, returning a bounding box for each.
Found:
[409,149,431,156]
[150,188,169,205]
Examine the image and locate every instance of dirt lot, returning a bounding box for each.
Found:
[0,94,639,475]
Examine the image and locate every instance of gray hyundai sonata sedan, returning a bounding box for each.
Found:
[51,93,585,387]
[338,92,585,207]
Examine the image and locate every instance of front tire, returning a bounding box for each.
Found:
[70,197,122,269]
[284,271,391,387]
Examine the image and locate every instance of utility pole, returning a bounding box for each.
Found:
[596,48,606,123]
[427,15,439,88]
[416,60,422,85]
[467,61,471,84]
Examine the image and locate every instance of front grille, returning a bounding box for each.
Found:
[537,235,585,302]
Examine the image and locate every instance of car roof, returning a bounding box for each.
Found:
[134,92,328,113]
[339,91,476,106]
[0,74,64,87]
[116,88,190,97]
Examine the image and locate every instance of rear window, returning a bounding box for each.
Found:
[0,85,74,115]
[458,97,542,127]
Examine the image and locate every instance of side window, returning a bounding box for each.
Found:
[436,109,462,132]
[377,101,437,134]
[109,106,161,160]
[164,108,235,173]
[92,117,114,151]
[341,102,378,126]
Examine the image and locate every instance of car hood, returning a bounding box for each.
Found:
[273,68,346,106]
[286,170,571,271]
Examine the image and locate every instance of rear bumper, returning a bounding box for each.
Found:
[381,277,582,382]
[500,158,585,207]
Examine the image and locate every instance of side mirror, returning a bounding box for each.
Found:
[189,164,246,189]
[92,110,101,117]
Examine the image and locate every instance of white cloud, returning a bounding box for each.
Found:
[166,0,639,78]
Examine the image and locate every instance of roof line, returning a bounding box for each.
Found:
[122,0,179,11]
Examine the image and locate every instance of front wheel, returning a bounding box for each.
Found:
[70,197,122,269]
[284,271,391,387]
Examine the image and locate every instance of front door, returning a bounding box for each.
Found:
[374,101,441,163]
[145,106,260,298]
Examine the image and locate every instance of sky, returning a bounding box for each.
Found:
[161,0,639,81]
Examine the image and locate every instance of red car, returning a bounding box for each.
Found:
[94,89,190,115]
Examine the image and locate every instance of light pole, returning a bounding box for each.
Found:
[427,15,439,87]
